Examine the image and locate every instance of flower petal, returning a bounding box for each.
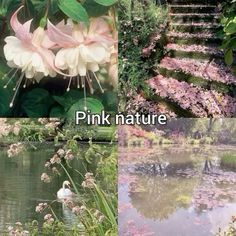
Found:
[10,6,24,33]
[47,20,77,47]
[10,6,32,43]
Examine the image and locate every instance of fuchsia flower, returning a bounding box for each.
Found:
[4,6,58,81]
[47,17,116,92]
[3,6,117,108]
[3,6,58,107]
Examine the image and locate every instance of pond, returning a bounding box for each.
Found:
[118,145,236,236]
[0,143,102,234]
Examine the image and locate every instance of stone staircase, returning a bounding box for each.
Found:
[146,0,236,117]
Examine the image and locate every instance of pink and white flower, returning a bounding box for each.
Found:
[4,6,57,81]
[3,6,58,107]
[47,17,116,92]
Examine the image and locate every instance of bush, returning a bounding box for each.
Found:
[220,1,236,72]
[118,0,168,110]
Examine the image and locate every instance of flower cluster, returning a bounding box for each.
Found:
[41,173,51,183]
[45,148,75,169]
[44,214,54,224]
[38,118,61,130]
[93,209,105,223]
[7,142,24,158]
[0,119,21,138]
[82,172,95,188]
[148,75,236,117]
[4,7,117,107]
[8,222,29,236]
[63,198,86,216]
[35,203,48,213]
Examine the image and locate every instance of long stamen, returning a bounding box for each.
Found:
[82,76,87,111]
[92,72,104,93]
[23,78,28,88]
[86,74,94,94]
[67,77,73,92]
[10,73,24,108]
[3,69,19,89]
[81,75,85,88]
[13,77,21,91]
[2,68,15,80]
[77,76,81,88]
[87,72,93,83]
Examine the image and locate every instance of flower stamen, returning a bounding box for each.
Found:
[77,75,81,89]
[10,73,24,108]
[92,72,104,93]
[86,74,94,94]
[3,69,19,89]
[82,76,87,110]
[67,77,73,92]
[23,78,28,88]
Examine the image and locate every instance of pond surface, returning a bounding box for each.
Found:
[0,143,100,233]
[118,145,236,236]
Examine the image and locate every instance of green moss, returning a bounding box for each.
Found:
[176,195,191,206]
[221,153,236,167]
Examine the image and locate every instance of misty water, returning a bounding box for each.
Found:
[119,145,236,236]
[0,143,99,233]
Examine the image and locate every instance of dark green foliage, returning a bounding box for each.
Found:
[220,0,236,71]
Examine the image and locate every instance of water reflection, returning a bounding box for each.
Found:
[119,145,236,236]
[0,143,105,233]
[0,145,56,232]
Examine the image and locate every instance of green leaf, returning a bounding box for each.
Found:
[100,91,117,111]
[50,106,65,117]
[225,21,236,35]
[58,0,88,23]
[225,49,233,65]
[94,0,117,6]
[67,97,104,118]
[21,88,54,117]
[31,0,59,18]
[83,0,110,17]
[53,89,84,110]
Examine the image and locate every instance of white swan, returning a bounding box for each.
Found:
[57,180,73,199]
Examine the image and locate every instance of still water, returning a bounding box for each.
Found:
[0,143,97,233]
[119,145,236,236]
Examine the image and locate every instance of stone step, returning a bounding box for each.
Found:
[167,31,222,45]
[169,5,218,14]
[169,13,220,23]
[170,22,221,33]
[159,56,236,85]
[158,56,236,95]
[131,94,178,118]
[147,75,236,117]
[165,43,223,60]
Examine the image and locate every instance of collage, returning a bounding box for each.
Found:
[0,0,235,236]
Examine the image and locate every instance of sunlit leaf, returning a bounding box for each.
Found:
[94,0,117,6]
[58,0,88,23]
